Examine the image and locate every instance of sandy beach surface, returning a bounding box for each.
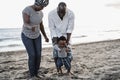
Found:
[1,39,120,80]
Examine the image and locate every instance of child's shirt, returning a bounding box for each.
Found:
[54,44,68,58]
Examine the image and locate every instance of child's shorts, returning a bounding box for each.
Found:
[57,57,71,70]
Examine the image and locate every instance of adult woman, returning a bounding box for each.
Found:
[21,0,49,79]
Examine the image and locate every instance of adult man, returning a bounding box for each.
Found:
[48,2,75,72]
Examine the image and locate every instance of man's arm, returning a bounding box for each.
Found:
[66,11,75,44]
[67,33,71,44]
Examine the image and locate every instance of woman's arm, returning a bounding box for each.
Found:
[39,21,49,42]
[23,13,35,31]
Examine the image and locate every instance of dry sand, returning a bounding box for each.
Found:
[1,39,120,80]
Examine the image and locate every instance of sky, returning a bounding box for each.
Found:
[0,0,34,28]
[0,0,120,31]
[0,0,78,28]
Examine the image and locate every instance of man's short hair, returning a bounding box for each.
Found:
[58,2,66,7]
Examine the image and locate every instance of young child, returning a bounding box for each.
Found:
[53,36,73,75]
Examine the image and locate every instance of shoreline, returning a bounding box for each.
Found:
[1,38,120,53]
[1,38,120,79]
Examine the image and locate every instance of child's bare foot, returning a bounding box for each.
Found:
[59,69,62,74]
[57,68,59,73]
[57,68,63,76]
[65,72,72,76]
[58,72,63,76]
[66,69,72,76]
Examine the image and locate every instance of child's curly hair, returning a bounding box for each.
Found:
[57,36,67,43]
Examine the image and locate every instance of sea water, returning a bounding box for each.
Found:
[0,28,120,52]
[1,0,120,52]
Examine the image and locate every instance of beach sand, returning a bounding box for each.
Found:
[1,39,120,80]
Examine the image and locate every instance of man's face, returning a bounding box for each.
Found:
[57,5,66,18]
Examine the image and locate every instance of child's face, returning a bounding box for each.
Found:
[58,40,66,48]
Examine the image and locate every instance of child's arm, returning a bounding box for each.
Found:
[66,46,73,60]
[54,44,61,51]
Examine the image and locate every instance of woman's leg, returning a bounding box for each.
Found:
[34,35,42,76]
[21,33,36,77]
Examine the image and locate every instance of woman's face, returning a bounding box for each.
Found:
[35,5,44,11]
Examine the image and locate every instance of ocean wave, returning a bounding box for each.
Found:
[0,44,21,48]
[0,37,20,41]
[104,30,120,32]
[72,35,87,38]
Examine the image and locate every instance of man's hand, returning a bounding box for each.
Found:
[52,37,58,45]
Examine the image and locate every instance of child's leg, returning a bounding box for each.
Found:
[67,68,71,73]
[53,49,58,72]
[64,58,71,73]
[57,58,63,73]
[59,67,63,74]
[54,57,58,72]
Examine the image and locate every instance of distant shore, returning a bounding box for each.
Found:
[1,39,120,80]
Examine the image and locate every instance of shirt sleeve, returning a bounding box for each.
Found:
[66,11,75,33]
[48,13,57,38]
[22,7,30,16]
[22,7,32,29]
[53,45,61,51]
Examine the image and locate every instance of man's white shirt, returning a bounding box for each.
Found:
[48,8,75,38]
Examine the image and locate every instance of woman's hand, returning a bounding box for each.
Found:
[45,37,49,42]
[32,25,38,32]
[32,27,35,32]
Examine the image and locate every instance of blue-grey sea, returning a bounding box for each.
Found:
[0,28,120,52]
[1,0,120,52]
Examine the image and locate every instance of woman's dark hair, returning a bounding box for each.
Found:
[35,0,49,7]
[57,36,67,43]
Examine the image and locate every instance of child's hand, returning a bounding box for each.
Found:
[66,48,69,53]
